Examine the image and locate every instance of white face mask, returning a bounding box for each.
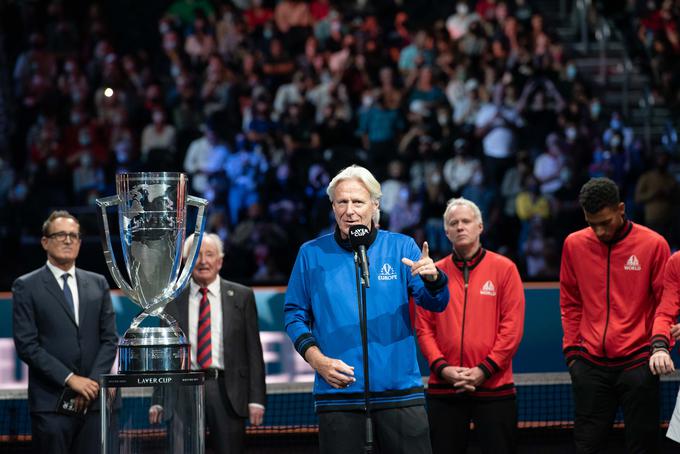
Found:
[565,127,577,141]
[590,102,601,119]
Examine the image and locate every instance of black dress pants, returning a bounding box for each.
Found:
[569,360,659,454]
[204,376,246,454]
[318,405,432,454]
[426,394,517,454]
[31,410,100,454]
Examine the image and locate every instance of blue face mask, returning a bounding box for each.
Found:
[263,27,273,40]
[590,102,601,118]
[566,65,577,81]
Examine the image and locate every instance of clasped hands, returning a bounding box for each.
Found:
[441,366,486,393]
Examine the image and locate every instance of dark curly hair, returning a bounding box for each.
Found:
[578,178,620,214]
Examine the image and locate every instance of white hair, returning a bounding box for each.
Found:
[443,197,483,225]
[183,232,224,259]
[326,165,382,202]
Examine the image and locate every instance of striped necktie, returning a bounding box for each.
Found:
[197,288,213,369]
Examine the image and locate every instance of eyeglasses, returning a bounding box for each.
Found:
[46,231,81,242]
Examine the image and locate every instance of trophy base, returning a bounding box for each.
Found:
[118,326,191,373]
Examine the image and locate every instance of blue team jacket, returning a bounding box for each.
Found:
[284,229,449,412]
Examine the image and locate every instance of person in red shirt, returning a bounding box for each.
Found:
[415,197,525,454]
[649,251,680,377]
[650,251,680,444]
[560,177,670,453]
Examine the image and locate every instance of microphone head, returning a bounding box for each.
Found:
[348,224,371,250]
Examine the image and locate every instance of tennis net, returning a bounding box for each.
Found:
[1,372,679,441]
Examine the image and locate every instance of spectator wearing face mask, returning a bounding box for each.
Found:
[141,109,177,166]
[443,138,481,195]
[589,131,633,193]
[602,112,634,150]
[474,83,523,188]
[357,92,405,179]
[72,152,106,204]
[446,2,480,40]
[63,109,108,168]
[533,133,567,196]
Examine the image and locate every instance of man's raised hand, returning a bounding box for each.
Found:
[401,242,438,282]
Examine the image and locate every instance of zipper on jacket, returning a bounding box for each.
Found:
[602,245,612,357]
[460,263,470,366]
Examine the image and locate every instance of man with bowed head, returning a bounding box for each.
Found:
[561,177,669,453]
[284,164,450,454]
[150,232,266,454]
[415,197,525,454]
[13,210,117,454]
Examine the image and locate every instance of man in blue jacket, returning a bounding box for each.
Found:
[284,165,449,454]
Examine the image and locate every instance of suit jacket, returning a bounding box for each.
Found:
[165,278,266,417]
[12,265,118,412]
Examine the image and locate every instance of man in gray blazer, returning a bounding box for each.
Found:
[12,210,118,454]
[150,232,266,454]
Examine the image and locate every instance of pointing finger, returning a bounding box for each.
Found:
[401,257,415,267]
[421,242,430,259]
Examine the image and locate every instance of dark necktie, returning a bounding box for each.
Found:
[197,288,213,369]
[61,273,75,317]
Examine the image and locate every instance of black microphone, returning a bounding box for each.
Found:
[349,225,371,288]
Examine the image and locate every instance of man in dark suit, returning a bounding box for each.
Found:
[149,232,266,454]
[12,210,118,454]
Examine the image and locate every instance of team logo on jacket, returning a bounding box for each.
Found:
[624,255,641,271]
[378,263,398,281]
[480,280,496,296]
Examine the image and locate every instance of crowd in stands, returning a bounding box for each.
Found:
[1,0,679,286]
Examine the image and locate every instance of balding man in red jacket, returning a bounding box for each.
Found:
[415,197,525,454]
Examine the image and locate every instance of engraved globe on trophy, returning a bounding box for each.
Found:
[96,172,208,373]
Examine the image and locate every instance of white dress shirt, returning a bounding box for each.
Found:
[186,277,265,412]
[46,261,80,385]
[188,277,224,371]
[46,261,79,326]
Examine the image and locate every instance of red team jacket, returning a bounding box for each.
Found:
[560,221,670,369]
[651,251,680,348]
[415,248,525,399]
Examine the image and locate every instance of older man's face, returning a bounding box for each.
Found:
[332,179,378,239]
[192,237,223,287]
[444,204,483,251]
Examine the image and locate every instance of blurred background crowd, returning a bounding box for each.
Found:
[1,0,680,288]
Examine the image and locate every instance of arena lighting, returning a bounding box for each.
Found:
[104,87,114,97]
